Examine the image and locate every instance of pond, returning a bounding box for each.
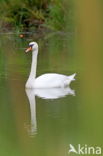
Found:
[0,31,102,156]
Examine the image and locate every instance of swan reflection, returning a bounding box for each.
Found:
[25,89,37,136]
[25,87,75,136]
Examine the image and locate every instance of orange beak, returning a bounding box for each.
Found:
[25,47,32,53]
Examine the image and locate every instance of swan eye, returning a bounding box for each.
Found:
[29,44,34,47]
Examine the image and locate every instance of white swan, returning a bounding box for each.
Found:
[25,41,76,88]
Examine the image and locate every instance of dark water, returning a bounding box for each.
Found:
[0,30,102,156]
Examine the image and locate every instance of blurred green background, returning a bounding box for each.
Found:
[0,0,74,32]
[0,0,103,156]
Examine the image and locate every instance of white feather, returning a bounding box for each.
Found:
[25,42,76,88]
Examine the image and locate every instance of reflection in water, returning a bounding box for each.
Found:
[25,89,37,136]
[34,87,75,99]
[25,87,75,136]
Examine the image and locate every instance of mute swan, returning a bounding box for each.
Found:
[25,41,76,88]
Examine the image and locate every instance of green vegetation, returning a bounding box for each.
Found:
[0,0,74,32]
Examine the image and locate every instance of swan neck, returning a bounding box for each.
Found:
[29,49,38,79]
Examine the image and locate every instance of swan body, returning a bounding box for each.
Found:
[34,73,75,88]
[25,42,76,89]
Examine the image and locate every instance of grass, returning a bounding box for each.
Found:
[0,0,74,32]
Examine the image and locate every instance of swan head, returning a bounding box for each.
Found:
[25,42,38,53]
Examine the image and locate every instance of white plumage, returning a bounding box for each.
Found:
[34,73,76,88]
[25,42,76,88]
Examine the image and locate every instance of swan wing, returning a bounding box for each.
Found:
[35,73,75,88]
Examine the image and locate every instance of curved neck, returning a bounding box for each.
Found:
[29,49,38,80]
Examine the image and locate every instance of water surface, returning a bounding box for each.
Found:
[0,29,102,156]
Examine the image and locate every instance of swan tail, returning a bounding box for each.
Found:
[64,73,76,87]
[68,73,76,81]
